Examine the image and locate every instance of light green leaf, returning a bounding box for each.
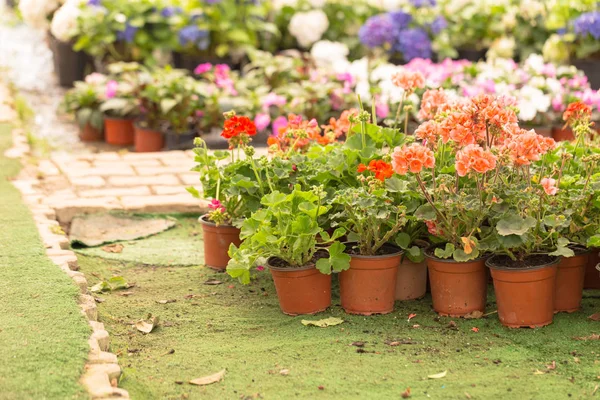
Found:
[496,215,537,236]
[301,317,344,327]
[415,204,436,221]
[395,232,411,249]
[434,243,455,259]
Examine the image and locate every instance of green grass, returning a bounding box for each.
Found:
[0,123,90,399]
[77,218,600,400]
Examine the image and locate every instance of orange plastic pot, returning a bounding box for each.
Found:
[395,256,427,301]
[552,126,575,142]
[555,252,589,313]
[584,248,600,289]
[487,256,558,328]
[104,117,134,145]
[200,216,241,271]
[339,245,402,315]
[426,254,487,317]
[268,260,331,316]
[134,124,164,152]
[79,124,103,142]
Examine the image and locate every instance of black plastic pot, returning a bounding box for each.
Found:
[573,58,600,90]
[164,130,197,150]
[457,48,488,62]
[172,51,235,72]
[48,34,90,88]
[6,0,17,8]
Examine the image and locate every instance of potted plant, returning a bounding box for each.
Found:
[188,112,262,270]
[99,62,142,145]
[394,225,428,301]
[61,73,106,142]
[228,186,350,315]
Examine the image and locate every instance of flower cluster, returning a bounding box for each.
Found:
[221,114,257,148]
[357,159,394,181]
[455,144,497,176]
[391,143,435,175]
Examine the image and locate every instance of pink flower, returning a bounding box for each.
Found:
[208,199,226,212]
[376,102,389,119]
[254,113,271,131]
[272,116,288,136]
[541,177,558,196]
[552,95,564,112]
[105,80,118,99]
[256,265,265,272]
[194,63,212,75]
[262,93,286,111]
[195,110,205,118]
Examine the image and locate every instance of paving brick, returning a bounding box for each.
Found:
[121,151,166,160]
[108,174,179,187]
[66,166,135,178]
[38,159,60,176]
[178,173,199,185]
[121,194,202,213]
[135,165,193,175]
[68,176,106,188]
[79,186,151,198]
[89,152,122,161]
[151,185,188,195]
[53,197,121,223]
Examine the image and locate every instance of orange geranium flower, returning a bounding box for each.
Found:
[391,143,435,175]
[357,160,394,181]
[455,144,497,176]
[418,88,450,121]
[322,108,359,138]
[391,70,425,92]
[562,101,592,124]
[503,130,556,166]
[414,120,440,144]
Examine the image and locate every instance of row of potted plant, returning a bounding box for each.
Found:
[189,71,600,329]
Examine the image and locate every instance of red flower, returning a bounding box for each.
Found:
[357,163,368,173]
[221,116,257,139]
[562,101,592,124]
[358,160,393,181]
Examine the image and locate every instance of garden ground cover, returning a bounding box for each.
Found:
[78,215,600,400]
[0,123,90,399]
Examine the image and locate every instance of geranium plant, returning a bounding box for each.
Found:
[61,73,106,132]
[227,186,350,284]
[99,62,144,118]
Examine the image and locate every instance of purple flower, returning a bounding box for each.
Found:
[271,116,288,136]
[194,63,212,75]
[179,25,210,50]
[359,14,395,48]
[117,23,138,43]
[205,0,222,3]
[87,0,101,5]
[573,11,600,40]
[389,10,412,32]
[394,28,432,61]
[430,16,447,35]
[105,80,118,99]
[254,113,271,131]
[410,0,436,7]
[161,6,182,17]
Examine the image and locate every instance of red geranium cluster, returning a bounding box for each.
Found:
[357,159,394,181]
[562,101,592,126]
[221,115,257,140]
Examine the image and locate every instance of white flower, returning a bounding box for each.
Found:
[366,0,402,11]
[288,10,329,48]
[50,2,81,42]
[524,54,546,75]
[311,40,349,69]
[272,0,298,9]
[19,0,60,29]
[518,86,551,121]
[308,0,326,7]
[487,37,515,60]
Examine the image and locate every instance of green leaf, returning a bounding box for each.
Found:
[415,204,436,221]
[90,281,110,293]
[76,108,92,128]
[496,215,537,236]
[587,234,600,248]
[453,248,480,262]
[434,243,455,259]
[186,187,200,198]
[160,98,177,114]
[385,176,409,192]
[301,317,344,327]
[108,276,128,290]
[328,241,350,272]
[395,232,411,249]
[406,246,424,263]
[261,191,287,207]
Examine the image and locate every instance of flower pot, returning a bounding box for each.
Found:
[164,130,197,150]
[79,123,103,142]
[584,248,600,289]
[395,256,427,301]
[268,258,332,316]
[339,244,402,315]
[104,117,135,145]
[573,58,600,90]
[457,48,488,62]
[552,126,574,142]
[200,216,241,271]
[48,34,89,88]
[555,251,589,313]
[426,252,487,317]
[487,255,559,328]
[134,124,164,153]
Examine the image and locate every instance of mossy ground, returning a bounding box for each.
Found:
[0,123,90,399]
[77,216,600,400]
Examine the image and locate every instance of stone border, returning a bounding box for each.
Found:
[7,132,130,397]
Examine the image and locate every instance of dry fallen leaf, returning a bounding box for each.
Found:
[156,299,176,304]
[592,385,598,396]
[351,341,366,347]
[401,387,411,398]
[189,369,226,386]
[408,313,417,322]
[301,317,344,327]
[203,279,223,285]
[574,334,600,341]
[101,243,124,253]
[279,369,289,376]
[427,370,447,379]
[546,361,556,370]
[589,313,600,321]
[465,392,472,399]
[135,315,159,334]
[119,291,134,297]
[533,369,545,375]
[464,310,484,319]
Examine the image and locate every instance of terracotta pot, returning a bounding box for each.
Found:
[200,216,241,271]
[104,117,134,145]
[134,124,164,152]
[268,259,331,316]
[79,124,103,142]
[555,251,589,313]
[426,253,487,317]
[552,126,575,142]
[584,248,600,289]
[339,245,402,315]
[487,255,558,328]
[395,256,427,300]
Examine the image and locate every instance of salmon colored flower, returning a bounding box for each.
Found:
[503,130,556,166]
[267,114,322,153]
[392,70,425,92]
[562,101,592,124]
[414,120,440,143]
[392,143,435,175]
[455,144,497,176]
[418,88,450,121]
[425,220,443,235]
[322,108,359,138]
[541,177,558,196]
